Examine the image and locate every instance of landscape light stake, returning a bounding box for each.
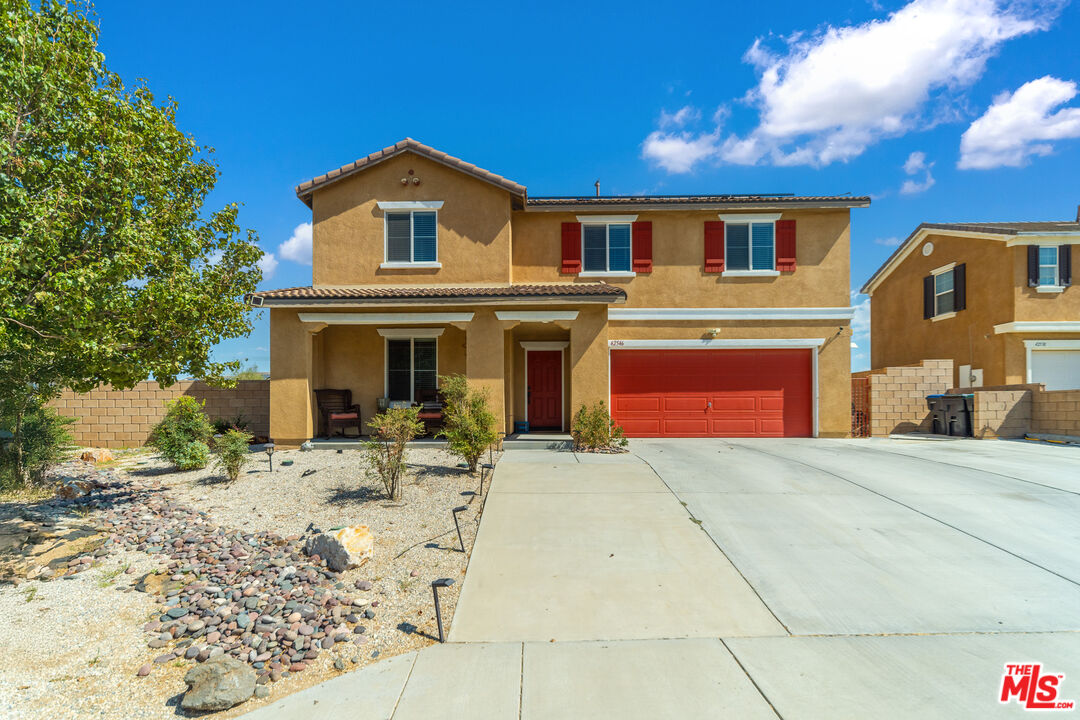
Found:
[431,578,455,643]
[452,506,467,552]
[265,443,275,472]
[479,462,495,496]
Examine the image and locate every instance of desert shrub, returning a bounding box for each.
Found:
[438,374,497,472]
[213,428,253,482]
[570,401,628,452]
[211,413,249,435]
[149,396,213,470]
[363,406,423,501]
[0,404,75,489]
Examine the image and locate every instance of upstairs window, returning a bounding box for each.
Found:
[923,263,966,320]
[582,223,631,273]
[1038,246,1059,286]
[725,222,775,271]
[385,211,438,264]
[934,269,955,315]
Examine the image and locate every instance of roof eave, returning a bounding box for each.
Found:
[524,199,871,212]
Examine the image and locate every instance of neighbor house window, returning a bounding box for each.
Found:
[385,211,438,264]
[582,223,631,272]
[386,338,437,402]
[934,268,955,315]
[1038,246,1059,286]
[726,222,775,271]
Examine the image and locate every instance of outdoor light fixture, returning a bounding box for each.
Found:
[431,578,455,643]
[452,506,467,552]
[264,442,275,472]
[479,462,495,496]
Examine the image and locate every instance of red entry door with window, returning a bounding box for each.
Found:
[527,351,562,430]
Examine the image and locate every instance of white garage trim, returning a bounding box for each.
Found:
[606,338,823,437]
[496,310,578,323]
[608,307,856,321]
[994,321,1080,334]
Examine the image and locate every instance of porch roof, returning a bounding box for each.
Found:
[246,283,626,307]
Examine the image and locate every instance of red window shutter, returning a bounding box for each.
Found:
[561,222,581,273]
[776,219,797,271]
[632,221,652,272]
[704,221,724,273]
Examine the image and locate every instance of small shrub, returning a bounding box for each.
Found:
[438,374,497,472]
[149,397,213,470]
[211,413,249,435]
[0,403,75,489]
[363,406,423,501]
[213,428,253,482]
[570,401,628,452]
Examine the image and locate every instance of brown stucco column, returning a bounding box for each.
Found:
[569,305,609,417]
[269,309,321,447]
[465,309,507,434]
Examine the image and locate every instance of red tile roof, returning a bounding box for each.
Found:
[295,138,527,207]
[246,284,626,306]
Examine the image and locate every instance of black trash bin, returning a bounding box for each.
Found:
[926,394,948,435]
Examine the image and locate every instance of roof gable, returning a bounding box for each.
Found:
[295,138,527,207]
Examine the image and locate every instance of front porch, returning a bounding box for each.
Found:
[267,300,615,447]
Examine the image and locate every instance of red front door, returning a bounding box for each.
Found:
[527,350,562,430]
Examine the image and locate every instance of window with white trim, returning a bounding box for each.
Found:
[934,269,955,315]
[1038,246,1059,286]
[385,211,437,264]
[386,338,437,402]
[582,223,631,272]
[726,221,775,271]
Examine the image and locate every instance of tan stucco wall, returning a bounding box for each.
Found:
[311,152,513,286]
[1013,244,1079,320]
[869,234,1016,386]
[511,209,851,308]
[269,308,317,446]
[609,321,852,437]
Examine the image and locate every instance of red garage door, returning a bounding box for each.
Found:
[610,349,813,437]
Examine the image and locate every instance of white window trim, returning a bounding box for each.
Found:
[384,336,438,403]
[722,269,780,278]
[581,222,633,274]
[1037,246,1060,287]
[1036,285,1066,294]
[722,216,778,273]
[383,208,439,265]
[376,327,447,338]
[1024,339,1080,384]
[933,268,956,317]
[498,312,578,323]
[575,214,638,223]
[996,322,1080,334]
[523,346,567,432]
[377,201,444,210]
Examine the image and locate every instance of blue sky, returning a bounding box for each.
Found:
[95,0,1080,371]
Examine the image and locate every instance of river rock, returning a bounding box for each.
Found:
[181,656,256,712]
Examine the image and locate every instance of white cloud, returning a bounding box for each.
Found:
[900,150,936,194]
[643,0,1055,172]
[257,250,278,280]
[958,75,1080,168]
[874,236,903,247]
[658,106,701,129]
[851,292,871,337]
[279,222,313,265]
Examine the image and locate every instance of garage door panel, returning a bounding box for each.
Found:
[611,349,812,438]
[1030,350,1080,391]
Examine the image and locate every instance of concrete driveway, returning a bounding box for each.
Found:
[248,438,1080,719]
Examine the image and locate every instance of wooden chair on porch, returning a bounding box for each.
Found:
[415,388,446,436]
[314,389,362,438]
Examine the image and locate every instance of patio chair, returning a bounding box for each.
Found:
[415,388,446,436]
[314,388,362,438]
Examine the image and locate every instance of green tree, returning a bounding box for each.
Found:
[230,363,265,380]
[438,374,497,472]
[0,2,264,481]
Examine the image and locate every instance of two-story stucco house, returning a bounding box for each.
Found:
[861,211,1079,390]
[250,139,868,445]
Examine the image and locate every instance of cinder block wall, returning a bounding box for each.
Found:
[1031,389,1080,438]
[865,359,953,437]
[50,380,270,448]
[968,389,1033,439]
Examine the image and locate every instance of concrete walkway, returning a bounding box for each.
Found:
[246,441,1080,719]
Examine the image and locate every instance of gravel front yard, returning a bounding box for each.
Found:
[0,444,496,719]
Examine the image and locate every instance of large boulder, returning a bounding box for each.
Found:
[80,448,114,463]
[180,655,255,712]
[305,525,374,572]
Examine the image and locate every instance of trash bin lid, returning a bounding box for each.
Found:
[926,394,946,398]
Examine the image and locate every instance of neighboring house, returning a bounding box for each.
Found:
[249,139,868,445]
[861,210,1080,390]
